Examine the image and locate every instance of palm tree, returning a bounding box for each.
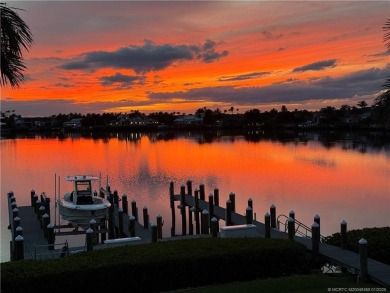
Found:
[373,19,390,126]
[1,3,33,88]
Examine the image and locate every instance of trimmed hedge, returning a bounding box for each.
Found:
[1,238,311,293]
[324,227,390,265]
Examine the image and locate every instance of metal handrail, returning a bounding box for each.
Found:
[34,240,71,260]
[277,214,326,242]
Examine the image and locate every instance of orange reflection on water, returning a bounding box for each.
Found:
[1,134,389,251]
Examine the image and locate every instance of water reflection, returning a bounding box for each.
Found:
[1,130,389,263]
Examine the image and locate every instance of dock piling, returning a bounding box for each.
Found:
[341,220,347,249]
[265,212,271,238]
[226,200,232,226]
[288,217,295,240]
[229,192,236,212]
[143,206,149,229]
[129,215,136,237]
[246,206,253,224]
[311,222,320,259]
[270,204,276,228]
[157,214,163,239]
[211,217,218,237]
[359,238,368,282]
[122,194,128,214]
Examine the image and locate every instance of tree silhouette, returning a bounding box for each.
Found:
[1,3,33,88]
[373,19,390,126]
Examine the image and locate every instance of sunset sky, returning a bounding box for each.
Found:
[1,0,389,116]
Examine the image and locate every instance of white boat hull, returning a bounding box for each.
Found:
[58,196,111,229]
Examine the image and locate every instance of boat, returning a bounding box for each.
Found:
[57,175,111,230]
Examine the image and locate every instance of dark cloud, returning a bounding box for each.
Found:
[262,30,283,41]
[148,64,389,105]
[61,40,228,74]
[53,83,73,88]
[219,71,270,82]
[99,72,143,88]
[293,59,337,72]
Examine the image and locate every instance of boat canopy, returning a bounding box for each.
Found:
[65,175,99,182]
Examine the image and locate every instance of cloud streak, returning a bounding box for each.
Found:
[293,59,337,72]
[219,71,271,82]
[61,39,228,74]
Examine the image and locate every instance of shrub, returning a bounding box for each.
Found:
[324,227,390,265]
[1,238,310,292]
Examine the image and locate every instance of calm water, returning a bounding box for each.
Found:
[1,130,389,262]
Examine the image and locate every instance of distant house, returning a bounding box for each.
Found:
[116,114,157,126]
[63,118,83,129]
[173,115,203,125]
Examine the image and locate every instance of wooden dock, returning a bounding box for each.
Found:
[6,183,390,289]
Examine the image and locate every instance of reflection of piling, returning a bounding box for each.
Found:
[170,181,175,237]
[199,184,205,201]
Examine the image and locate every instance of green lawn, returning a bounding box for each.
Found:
[174,274,383,293]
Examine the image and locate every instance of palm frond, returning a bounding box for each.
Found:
[1,3,33,88]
